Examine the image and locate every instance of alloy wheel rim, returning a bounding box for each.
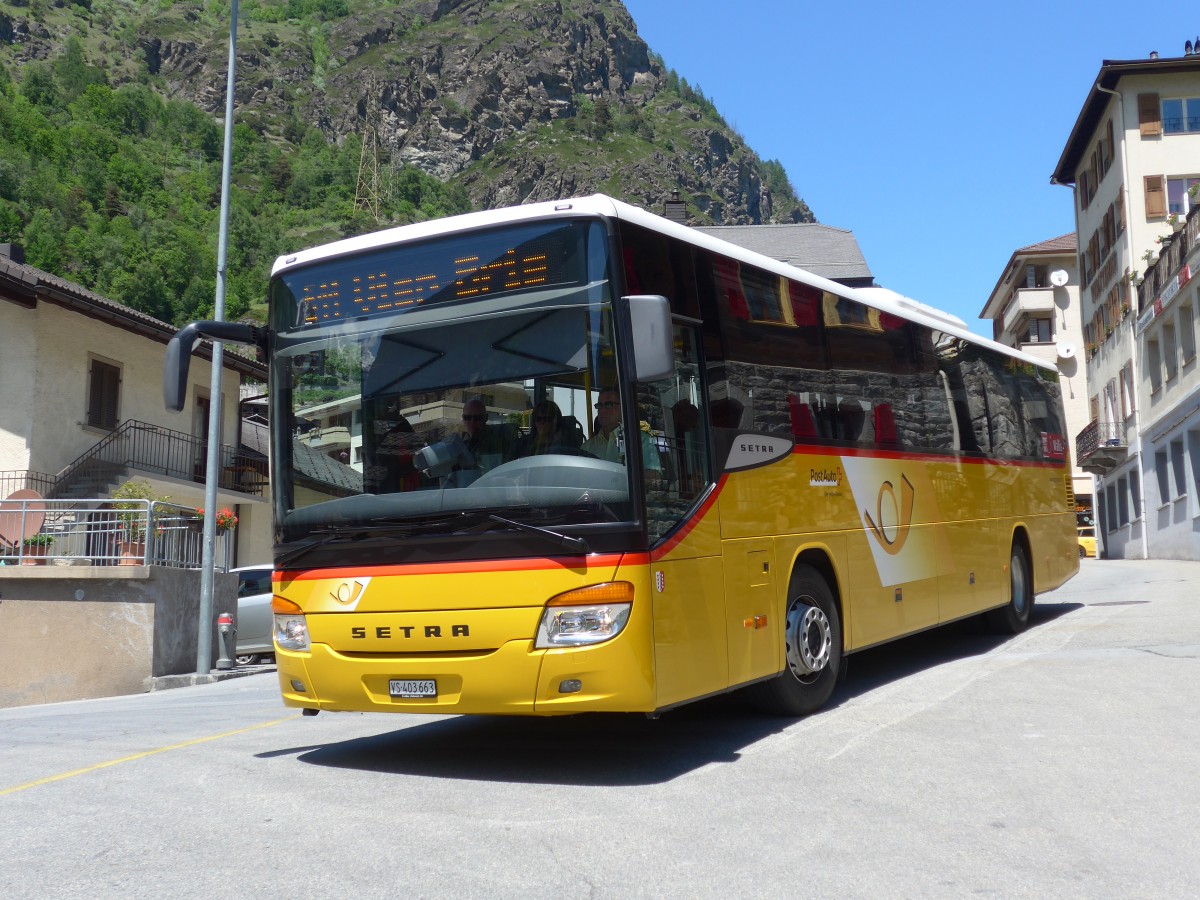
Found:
[785,598,831,679]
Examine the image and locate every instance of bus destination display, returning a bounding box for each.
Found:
[291,224,583,327]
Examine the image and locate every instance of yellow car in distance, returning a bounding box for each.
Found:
[1077,526,1098,559]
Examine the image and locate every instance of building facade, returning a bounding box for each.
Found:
[1051,49,1200,560]
[980,235,1094,528]
[0,243,272,567]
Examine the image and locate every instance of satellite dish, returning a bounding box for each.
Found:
[1056,341,1076,359]
[1050,269,1069,287]
[0,489,47,549]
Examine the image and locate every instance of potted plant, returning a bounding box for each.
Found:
[112,479,170,565]
[197,506,239,534]
[22,533,54,566]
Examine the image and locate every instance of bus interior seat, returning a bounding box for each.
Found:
[789,396,818,438]
[874,403,898,447]
[556,415,585,449]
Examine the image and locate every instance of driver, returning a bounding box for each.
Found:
[460,397,511,470]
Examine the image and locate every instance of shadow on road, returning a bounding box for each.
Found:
[279,600,1084,786]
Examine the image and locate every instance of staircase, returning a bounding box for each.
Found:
[51,460,129,501]
[47,420,266,500]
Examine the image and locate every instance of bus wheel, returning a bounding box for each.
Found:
[747,566,842,717]
[987,543,1033,634]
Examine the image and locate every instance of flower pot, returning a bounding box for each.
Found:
[22,543,50,566]
[119,540,146,566]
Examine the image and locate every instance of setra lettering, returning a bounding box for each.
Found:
[348,624,470,640]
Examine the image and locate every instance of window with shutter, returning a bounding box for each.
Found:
[1144,175,1166,218]
[1139,93,1162,137]
[87,359,121,430]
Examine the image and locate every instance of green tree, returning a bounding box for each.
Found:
[24,207,67,271]
[20,62,59,108]
[54,36,107,102]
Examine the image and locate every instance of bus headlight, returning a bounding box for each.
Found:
[272,596,310,653]
[535,582,634,649]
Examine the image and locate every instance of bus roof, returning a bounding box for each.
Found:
[270,194,1056,373]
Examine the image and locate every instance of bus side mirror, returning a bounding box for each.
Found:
[164,320,263,412]
[624,294,673,383]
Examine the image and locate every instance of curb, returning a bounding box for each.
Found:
[151,665,276,692]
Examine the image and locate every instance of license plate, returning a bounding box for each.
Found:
[389,679,436,699]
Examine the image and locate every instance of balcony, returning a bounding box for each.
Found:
[1002,287,1056,337]
[1136,202,1197,318]
[1076,419,1128,474]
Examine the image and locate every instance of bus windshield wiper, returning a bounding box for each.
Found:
[484,513,589,555]
[275,527,351,568]
[276,523,419,567]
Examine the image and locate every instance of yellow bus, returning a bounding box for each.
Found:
[165,195,1078,718]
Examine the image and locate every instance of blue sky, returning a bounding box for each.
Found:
[622,0,1192,336]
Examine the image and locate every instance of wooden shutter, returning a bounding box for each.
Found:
[1138,93,1161,137]
[1144,175,1166,217]
[87,360,120,430]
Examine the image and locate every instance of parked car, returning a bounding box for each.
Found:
[232,565,274,665]
[1077,526,1098,559]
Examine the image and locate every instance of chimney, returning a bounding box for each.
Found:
[1150,50,1159,59]
[663,190,688,225]
[0,243,25,264]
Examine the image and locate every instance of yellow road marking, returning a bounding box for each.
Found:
[0,714,301,797]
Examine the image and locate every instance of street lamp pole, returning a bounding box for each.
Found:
[197,0,239,674]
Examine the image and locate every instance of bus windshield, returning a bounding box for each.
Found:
[269,218,636,539]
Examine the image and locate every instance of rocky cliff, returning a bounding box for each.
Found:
[1,0,812,224]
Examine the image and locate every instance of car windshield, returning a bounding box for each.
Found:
[269,218,635,540]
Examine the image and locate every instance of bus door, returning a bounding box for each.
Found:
[643,323,728,707]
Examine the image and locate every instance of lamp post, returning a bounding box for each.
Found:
[197,0,239,674]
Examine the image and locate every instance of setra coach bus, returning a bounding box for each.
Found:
[164,194,1077,718]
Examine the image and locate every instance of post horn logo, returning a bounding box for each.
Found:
[864,474,914,556]
[330,578,369,606]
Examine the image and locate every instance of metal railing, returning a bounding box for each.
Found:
[1076,419,1127,462]
[0,498,233,569]
[51,419,267,499]
[0,471,56,500]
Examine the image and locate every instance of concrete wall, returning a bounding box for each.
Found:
[0,567,236,708]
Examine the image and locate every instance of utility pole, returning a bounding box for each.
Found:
[197,0,239,674]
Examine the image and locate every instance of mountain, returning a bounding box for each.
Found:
[0,0,814,322]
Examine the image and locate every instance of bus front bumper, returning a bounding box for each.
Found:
[275,635,654,716]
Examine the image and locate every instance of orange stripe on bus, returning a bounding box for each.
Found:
[792,444,1067,468]
[276,551,650,581]
[651,475,728,560]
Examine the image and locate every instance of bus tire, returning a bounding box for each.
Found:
[986,542,1033,634]
[746,565,842,717]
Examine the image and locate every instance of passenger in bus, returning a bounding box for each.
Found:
[512,400,577,458]
[583,388,662,477]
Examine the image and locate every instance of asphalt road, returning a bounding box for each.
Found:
[1,558,1197,899]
